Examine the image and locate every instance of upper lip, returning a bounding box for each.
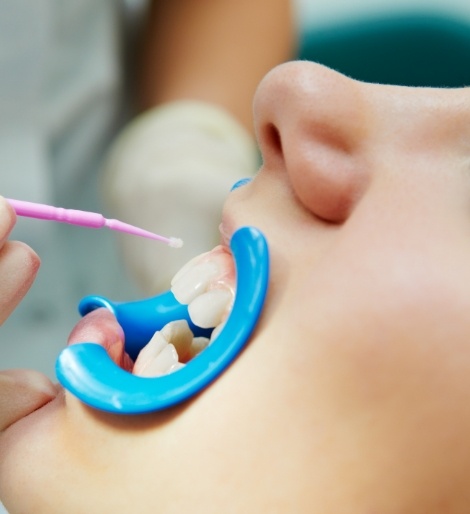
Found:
[218,215,235,248]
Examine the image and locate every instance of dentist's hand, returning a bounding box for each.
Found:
[0,196,57,432]
[0,196,40,325]
[102,100,259,294]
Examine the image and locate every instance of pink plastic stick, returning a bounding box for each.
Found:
[6,198,183,248]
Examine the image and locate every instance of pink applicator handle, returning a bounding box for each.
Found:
[6,198,183,248]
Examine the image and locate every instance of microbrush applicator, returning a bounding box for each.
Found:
[6,198,183,248]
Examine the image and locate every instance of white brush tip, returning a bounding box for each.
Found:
[169,237,184,248]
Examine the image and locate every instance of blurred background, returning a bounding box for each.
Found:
[1,0,470,391]
[298,0,470,86]
[0,0,469,512]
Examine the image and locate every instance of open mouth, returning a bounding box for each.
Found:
[132,245,236,377]
[56,226,269,414]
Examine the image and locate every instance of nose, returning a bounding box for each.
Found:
[253,61,371,223]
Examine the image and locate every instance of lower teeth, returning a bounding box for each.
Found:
[133,321,213,377]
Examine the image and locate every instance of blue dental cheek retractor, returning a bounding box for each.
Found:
[55,226,269,414]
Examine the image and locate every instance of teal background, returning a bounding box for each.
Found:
[299,11,470,87]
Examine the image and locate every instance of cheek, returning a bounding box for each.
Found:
[296,246,470,400]
[265,263,470,506]
[290,250,470,468]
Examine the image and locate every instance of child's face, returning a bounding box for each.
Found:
[3,62,470,513]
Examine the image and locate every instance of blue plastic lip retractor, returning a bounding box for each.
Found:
[55,226,269,414]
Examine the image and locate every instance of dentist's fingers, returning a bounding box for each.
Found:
[67,308,133,371]
[0,369,58,432]
[0,240,40,325]
[0,196,15,245]
[0,198,50,431]
[0,198,40,325]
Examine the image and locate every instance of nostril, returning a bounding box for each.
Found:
[254,61,371,222]
[266,123,283,154]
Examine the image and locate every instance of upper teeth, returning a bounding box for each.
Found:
[132,246,235,377]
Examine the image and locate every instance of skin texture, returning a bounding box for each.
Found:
[0,200,39,326]
[3,62,470,512]
[0,197,56,433]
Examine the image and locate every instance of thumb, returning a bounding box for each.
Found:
[0,369,58,432]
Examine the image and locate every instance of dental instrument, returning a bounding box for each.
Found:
[56,226,269,414]
[6,198,183,247]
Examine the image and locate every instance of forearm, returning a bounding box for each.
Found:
[137,0,297,133]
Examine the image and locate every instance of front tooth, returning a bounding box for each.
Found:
[161,320,194,362]
[168,362,185,373]
[136,343,179,378]
[188,337,210,359]
[188,288,233,329]
[210,322,225,343]
[132,331,168,376]
[171,246,235,306]
[171,261,219,304]
[171,251,210,284]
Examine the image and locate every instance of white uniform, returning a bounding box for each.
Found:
[0,0,143,382]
